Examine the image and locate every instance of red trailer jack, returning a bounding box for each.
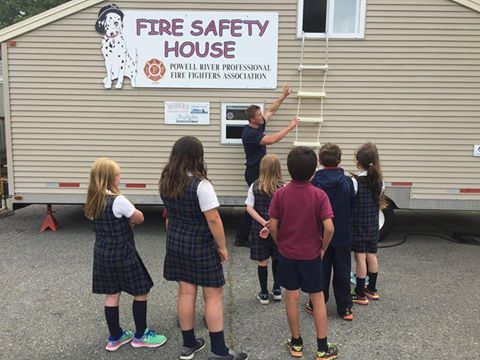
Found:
[40,204,58,232]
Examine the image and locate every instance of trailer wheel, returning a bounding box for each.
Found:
[379,204,394,241]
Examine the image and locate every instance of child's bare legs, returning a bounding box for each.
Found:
[310,292,338,356]
[354,253,368,299]
[105,292,119,305]
[284,289,301,338]
[310,292,327,338]
[178,282,198,330]
[134,294,147,301]
[258,259,269,266]
[366,253,378,273]
[354,252,367,278]
[366,253,379,295]
[203,287,224,331]
[105,293,121,306]
[178,282,202,348]
[203,286,229,356]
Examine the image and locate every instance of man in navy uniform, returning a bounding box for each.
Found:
[235,84,300,247]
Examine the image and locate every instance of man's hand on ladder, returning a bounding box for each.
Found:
[289,117,300,130]
[282,84,292,98]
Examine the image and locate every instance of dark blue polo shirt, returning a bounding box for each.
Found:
[242,123,266,168]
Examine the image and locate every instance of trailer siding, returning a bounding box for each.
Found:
[3,0,480,205]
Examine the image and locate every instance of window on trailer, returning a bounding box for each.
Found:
[298,0,366,39]
[221,103,264,145]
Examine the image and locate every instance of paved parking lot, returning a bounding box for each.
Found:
[1,205,479,359]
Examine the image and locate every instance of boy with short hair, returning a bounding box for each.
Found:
[268,147,339,360]
[305,143,355,321]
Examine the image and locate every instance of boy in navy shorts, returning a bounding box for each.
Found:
[269,147,339,360]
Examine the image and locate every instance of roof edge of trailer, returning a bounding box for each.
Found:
[0,0,479,43]
[0,0,104,43]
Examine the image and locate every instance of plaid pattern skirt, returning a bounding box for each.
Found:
[249,218,278,261]
[351,240,378,254]
[164,246,225,288]
[92,246,154,296]
[250,232,278,261]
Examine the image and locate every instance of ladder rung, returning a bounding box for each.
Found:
[298,117,323,123]
[298,65,328,71]
[293,141,321,147]
[297,91,326,98]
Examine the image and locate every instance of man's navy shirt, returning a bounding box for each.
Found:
[242,123,266,167]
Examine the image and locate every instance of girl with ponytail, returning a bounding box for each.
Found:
[350,143,385,305]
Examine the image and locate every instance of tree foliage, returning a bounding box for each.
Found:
[0,0,70,30]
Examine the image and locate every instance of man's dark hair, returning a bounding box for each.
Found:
[287,146,317,181]
[319,143,342,167]
[245,105,261,122]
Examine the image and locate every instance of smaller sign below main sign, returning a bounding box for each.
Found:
[474,145,480,157]
[165,101,210,125]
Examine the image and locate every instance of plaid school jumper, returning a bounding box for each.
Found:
[351,178,380,251]
[162,177,225,288]
[91,196,153,296]
[248,180,279,261]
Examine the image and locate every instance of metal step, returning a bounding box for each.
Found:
[298,64,328,71]
[293,141,321,147]
[297,91,326,98]
[298,117,323,123]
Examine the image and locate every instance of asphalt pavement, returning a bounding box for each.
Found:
[0,205,479,360]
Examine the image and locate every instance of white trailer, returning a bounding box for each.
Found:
[1,0,479,234]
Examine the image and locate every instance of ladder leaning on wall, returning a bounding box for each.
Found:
[293,30,330,148]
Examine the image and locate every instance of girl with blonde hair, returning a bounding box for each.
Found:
[86,157,166,352]
[245,154,284,305]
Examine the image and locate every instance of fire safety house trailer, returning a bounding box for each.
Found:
[1,0,480,233]
[0,60,6,174]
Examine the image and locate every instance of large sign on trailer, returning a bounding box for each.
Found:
[95,5,278,89]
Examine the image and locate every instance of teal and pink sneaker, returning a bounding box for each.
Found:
[105,330,133,352]
[131,328,167,348]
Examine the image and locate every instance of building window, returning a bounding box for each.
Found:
[221,103,263,144]
[298,0,366,39]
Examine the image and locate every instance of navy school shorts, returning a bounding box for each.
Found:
[277,253,324,293]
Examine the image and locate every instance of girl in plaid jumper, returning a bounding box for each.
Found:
[160,136,248,360]
[351,143,386,305]
[245,154,284,305]
[85,157,166,352]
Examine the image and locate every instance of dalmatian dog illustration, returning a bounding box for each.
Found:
[95,4,137,89]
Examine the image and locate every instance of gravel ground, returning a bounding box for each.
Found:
[0,205,479,360]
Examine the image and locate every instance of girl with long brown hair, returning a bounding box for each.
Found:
[159,136,248,360]
[350,143,385,305]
